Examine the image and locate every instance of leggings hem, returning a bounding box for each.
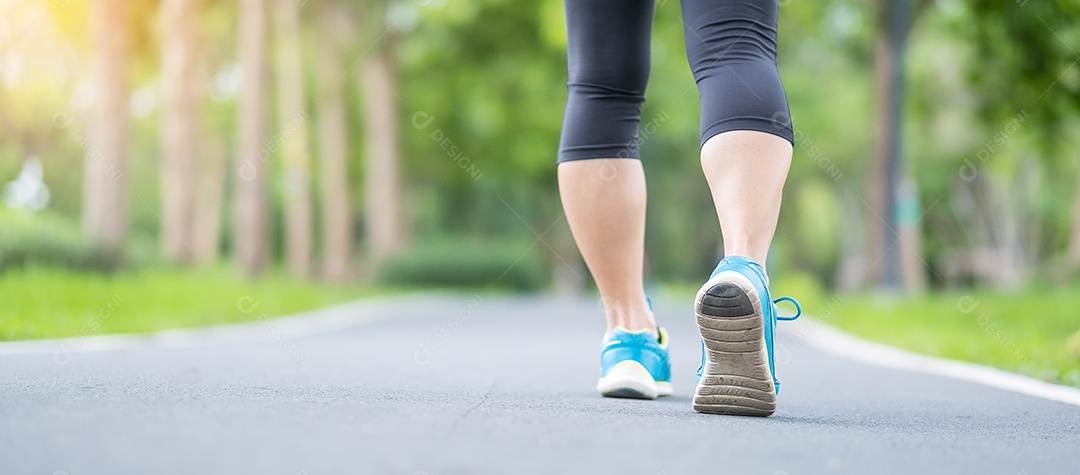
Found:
[557,146,641,163]
[700,118,794,149]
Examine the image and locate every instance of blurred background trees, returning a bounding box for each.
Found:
[83,0,131,255]
[233,0,270,276]
[1,0,1079,294]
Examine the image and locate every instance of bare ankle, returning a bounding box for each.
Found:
[602,295,657,333]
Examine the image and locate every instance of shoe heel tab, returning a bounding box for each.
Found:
[656,327,669,348]
[713,255,766,281]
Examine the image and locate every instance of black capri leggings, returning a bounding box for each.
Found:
[557,0,793,162]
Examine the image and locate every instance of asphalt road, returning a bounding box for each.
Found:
[1,294,1078,474]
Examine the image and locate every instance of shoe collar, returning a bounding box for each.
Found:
[606,326,666,348]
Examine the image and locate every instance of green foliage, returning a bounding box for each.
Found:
[899,1,1080,277]
[377,237,546,291]
[386,0,1080,287]
[0,265,376,341]
[0,210,123,272]
[6,0,1080,291]
[964,0,1080,146]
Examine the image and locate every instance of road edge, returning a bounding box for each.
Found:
[0,292,441,357]
[790,318,1080,407]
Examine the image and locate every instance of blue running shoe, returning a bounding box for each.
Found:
[693,255,801,416]
[598,326,672,400]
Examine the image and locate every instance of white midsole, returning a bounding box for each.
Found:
[597,360,672,398]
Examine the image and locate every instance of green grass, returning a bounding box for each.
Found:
[659,274,1080,388]
[0,266,382,341]
[822,289,1080,387]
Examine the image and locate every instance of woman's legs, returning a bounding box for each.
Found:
[682,0,794,275]
[559,0,656,333]
[683,0,797,415]
[559,160,655,332]
[701,131,792,274]
[558,0,794,403]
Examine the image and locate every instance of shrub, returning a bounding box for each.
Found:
[0,210,124,273]
[376,237,546,291]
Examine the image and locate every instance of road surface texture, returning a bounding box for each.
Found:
[1,294,1078,474]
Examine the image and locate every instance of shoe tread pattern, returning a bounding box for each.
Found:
[693,281,776,416]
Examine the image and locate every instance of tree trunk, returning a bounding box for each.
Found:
[160,0,200,265]
[274,0,314,279]
[316,1,354,281]
[868,0,921,292]
[192,137,227,265]
[234,0,271,276]
[1066,161,1080,273]
[83,0,131,255]
[361,46,406,266]
[867,3,895,289]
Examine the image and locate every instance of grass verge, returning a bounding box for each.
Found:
[0,266,381,342]
[822,289,1080,388]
